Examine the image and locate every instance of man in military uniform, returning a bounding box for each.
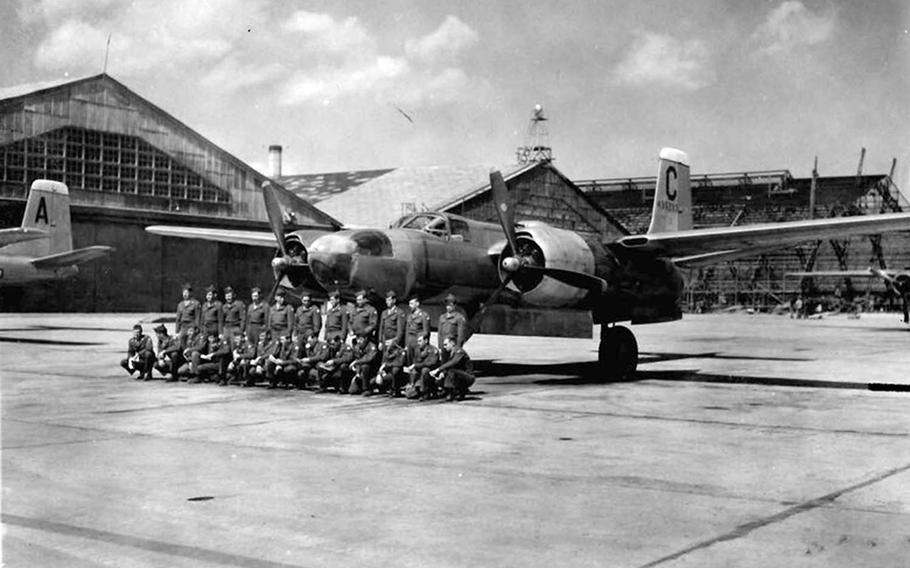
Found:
[373,338,406,397]
[295,293,322,341]
[265,335,296,389]
[196,333,232,384]
[404,334,439,400]
[431,335,476,401]
[296,333,332,389]
[323,290,348,342]
[152,324,181,381]
[315,335,355,393]
[201,285,224,338]
[221,286,245,344]
[245,333,272,387]
[350,289,377,340]
[378,290,405,346]
[120,324,155,381]
[437,293,467,349]
[404,295,430,363]
[226,332,256,385]
[245,287,268,343]
[347,334,379,395]
[175,284,201,348]
[177,325,207,381]
[268,288,295,340]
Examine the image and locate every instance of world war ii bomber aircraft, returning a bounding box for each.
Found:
[146,149,910,378]
[0,180,113,285]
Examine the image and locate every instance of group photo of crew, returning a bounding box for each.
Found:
[120,284,476,402]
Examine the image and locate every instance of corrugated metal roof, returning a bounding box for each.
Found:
[278,169,394,203]
[305,163,530,227]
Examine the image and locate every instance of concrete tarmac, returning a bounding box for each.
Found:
[2,312,909,567]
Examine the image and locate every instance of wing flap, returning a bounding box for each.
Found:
[31,246,113,269]
[618,212,910,258]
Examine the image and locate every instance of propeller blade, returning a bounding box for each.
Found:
[262,181,289,257]
[469,275,513,333]
[522,265,607,293]
[869,267,898,287]
[490,170,519,254]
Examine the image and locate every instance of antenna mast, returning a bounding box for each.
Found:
[516,104,552,164]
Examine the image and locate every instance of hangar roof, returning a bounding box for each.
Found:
[279,163,538,227]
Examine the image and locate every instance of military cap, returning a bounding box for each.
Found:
[386,289,397,299]
[356,289,368,297]
[251,286,261,294]
[153,324,167,334]
[132,324,143,331]
[329,289,341,299]
[444,293,457,305]
[181,283,193,291]
[275,287,286,297]
[205,284,216,294]
[223,286,234,294]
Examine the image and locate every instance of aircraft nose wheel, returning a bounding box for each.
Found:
[598,325,638,381]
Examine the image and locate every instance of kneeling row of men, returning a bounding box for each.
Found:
[120,323,476,401]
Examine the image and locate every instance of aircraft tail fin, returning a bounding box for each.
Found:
[17,180,73,257]
[647,148,692,234]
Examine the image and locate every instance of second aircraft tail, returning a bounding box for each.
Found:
[647,148,692,234]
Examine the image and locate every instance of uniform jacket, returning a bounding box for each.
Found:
[245,301,268,329]
[183,332,208,357]
[378,306,405,344]
[350,304,378,337]
[405,308,430,341]
[295,304,323,338]
[381,342,406,368]
[156,335,180,358]
[437,346,472,373]
[328,343,355,367]
[204,337,232,361]
[234,339,257,361]
[222,300,246,328]
[353,341,379,365]
[324,305,349,339]
[176,297,201,327]
[127,334,154,357]
[202,300,224,331]
[268,303,295,333]
[301,341,331,365]
[438,310,468,347]
[412,343,439,370]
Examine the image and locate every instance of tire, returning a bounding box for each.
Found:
[598,326,638,381]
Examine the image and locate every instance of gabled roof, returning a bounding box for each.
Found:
[299,163,534,227]
[278,169,394,203]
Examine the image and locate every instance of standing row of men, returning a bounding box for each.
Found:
[122,286,476,401]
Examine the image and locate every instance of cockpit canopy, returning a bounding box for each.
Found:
[392,212,471,242]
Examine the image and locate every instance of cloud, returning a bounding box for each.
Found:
[200,58,286,92]
[282,10,373,56]
[612,32,714,90]
[405,15,479,63]
[753,1,836,55]
[280,56,409,105]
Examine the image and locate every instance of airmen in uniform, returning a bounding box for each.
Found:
[177,325,207,381]
[153,323,181,381]
[323,290,348,342]
[120,324,155,381]
[404,334,439,400]
[296,333,332,389]
[175,284,201,347]
[437,293,468,349]
[268,288,295,339]
[378,290,405,346]
[350,289,378,340]
[195,333,231,384]
[295,294,322,342]
[431,335,476,401]
[201,285,224,338]
[404,296,430,362]
[226,332,256,385]
[265,335,295,389]
[221,286,245,344]
[245,287,268,343]
[374,339,406,397]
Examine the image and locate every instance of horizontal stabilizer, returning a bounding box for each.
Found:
[618,212,910,258]
[0,227,48,248]
[31,246,113,269]
[146,226,278,247]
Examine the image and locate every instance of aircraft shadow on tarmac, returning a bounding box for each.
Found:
[474,352,909,391]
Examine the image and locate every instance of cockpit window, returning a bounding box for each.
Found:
[399,213,449,238]
[449,218,470,242]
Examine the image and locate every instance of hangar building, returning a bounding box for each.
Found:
[0,74,338,312]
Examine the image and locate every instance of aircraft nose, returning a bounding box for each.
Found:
[308,233,358,288]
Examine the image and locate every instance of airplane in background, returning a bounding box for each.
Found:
[146,148,910,379]
[0,180,113,285]
[787,266,910,323]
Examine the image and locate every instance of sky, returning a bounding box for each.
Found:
[1,0,908,188]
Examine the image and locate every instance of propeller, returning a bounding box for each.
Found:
[262,181,308,302]
[872,267,910,323]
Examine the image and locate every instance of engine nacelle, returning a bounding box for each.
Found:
[500,221,596,308]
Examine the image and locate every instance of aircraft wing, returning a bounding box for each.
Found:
[0,227,48,248]
[145,226,278,247]
[616,212,910,259]
[785,269,880,278]
[31,246,113,269]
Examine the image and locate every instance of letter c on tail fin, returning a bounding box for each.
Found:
[648,148,692,234]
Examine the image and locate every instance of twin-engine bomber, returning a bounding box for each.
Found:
[147,148,910,379]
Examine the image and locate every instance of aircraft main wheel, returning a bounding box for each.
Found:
[599,326,638,381]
